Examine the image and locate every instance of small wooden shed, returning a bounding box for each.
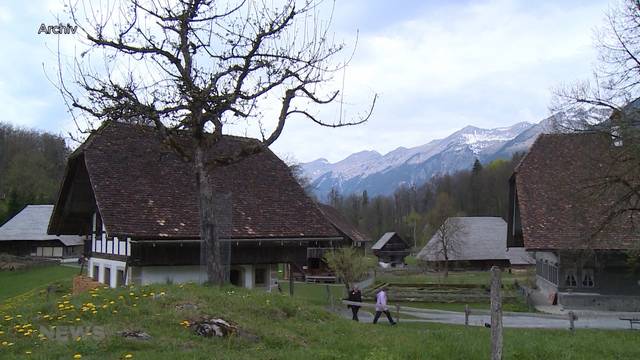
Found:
[371,232,410,267]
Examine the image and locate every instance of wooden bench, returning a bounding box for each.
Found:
[620,318,640,329]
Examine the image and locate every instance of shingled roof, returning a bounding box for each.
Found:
[418,217,534,265]
[316,203,371,244]
[514,132,639,250]
[49,122,340,240]
[0,205,83,246]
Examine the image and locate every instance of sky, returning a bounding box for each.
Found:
[0,0,611,163]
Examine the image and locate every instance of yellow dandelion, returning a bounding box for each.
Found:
[74,354,82,359]
[25,350,32,355]
[76,336,82,342]
[124,354,133,359]
[16,315,22,318]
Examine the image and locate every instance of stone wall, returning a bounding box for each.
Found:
[559,292,640,312]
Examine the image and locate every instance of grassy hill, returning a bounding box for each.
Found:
[0,265,78,302]
[1,279,640,359]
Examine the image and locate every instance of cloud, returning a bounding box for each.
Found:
[0,0,611,164]
[271,0,608,162]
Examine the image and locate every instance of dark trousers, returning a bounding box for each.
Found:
[350,306,360,321]
[373,310,395,324]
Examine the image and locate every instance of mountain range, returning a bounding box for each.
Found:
[301,109,608,199]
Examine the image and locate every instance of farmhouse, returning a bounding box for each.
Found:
[48,121,343,289]
[507,132,640,311]
[372,232,410,267]
[0,205,83,261]
[418,217,533,270]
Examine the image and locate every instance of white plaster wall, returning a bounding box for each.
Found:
[138,266,206,286]
[88,258,127,288]
[135,264,273,290]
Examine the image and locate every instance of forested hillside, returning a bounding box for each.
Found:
[0,122,69,224]
[325,153,524,249]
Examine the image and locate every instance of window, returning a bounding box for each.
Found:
[116,269,125,287]
[104,267,111,287]
[254,268,266,286]
[92,265,99,281]
[564,269,577,287]
[582,269,595,288]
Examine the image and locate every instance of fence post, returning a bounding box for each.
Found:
[490,266,503,360]
[326,284,334,311]
[568,311,576,333]
[396,304,400,324]
[464,304,470,326]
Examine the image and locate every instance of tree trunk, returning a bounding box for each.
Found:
[443,252,449,278]
[195,146,224,285]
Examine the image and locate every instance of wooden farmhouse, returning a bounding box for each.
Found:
[418,217,534,270]
[48,122,345,290]
[371,232,410,267]
[507,132,640,310]
[0,205,83,261]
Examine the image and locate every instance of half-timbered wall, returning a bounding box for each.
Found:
[91,212,130,257]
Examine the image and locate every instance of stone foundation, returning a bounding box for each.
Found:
[559,292,640,312]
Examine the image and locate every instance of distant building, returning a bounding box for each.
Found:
[0,205,84,261]
[372,232,410,267]
[507,132,640,311]
[417,217,533,270]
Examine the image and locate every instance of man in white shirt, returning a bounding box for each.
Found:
[373,286,396,325]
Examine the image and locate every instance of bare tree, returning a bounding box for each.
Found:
[426,193,463,277]
[551,0,640,236]
[57,0,375,285]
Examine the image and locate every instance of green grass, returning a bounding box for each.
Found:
[0,269,639,359]
[396,301,531,313]
[376,270,533,287]
[0,265,78,302]
[279,282,346,307]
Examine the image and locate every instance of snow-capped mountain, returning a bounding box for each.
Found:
[301,110,610,199]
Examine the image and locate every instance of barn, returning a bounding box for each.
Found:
[507,132,640,311]
[417,217,533,270]
[48,121,343,289]
[0,205,83,261]
[371,232,410,267]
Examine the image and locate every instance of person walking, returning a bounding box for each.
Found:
[347,286,362,321]
[373,286,396,325]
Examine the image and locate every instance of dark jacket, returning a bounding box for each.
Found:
[347,289,362,308]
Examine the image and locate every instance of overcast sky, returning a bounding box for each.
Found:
[0,0,609,163]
